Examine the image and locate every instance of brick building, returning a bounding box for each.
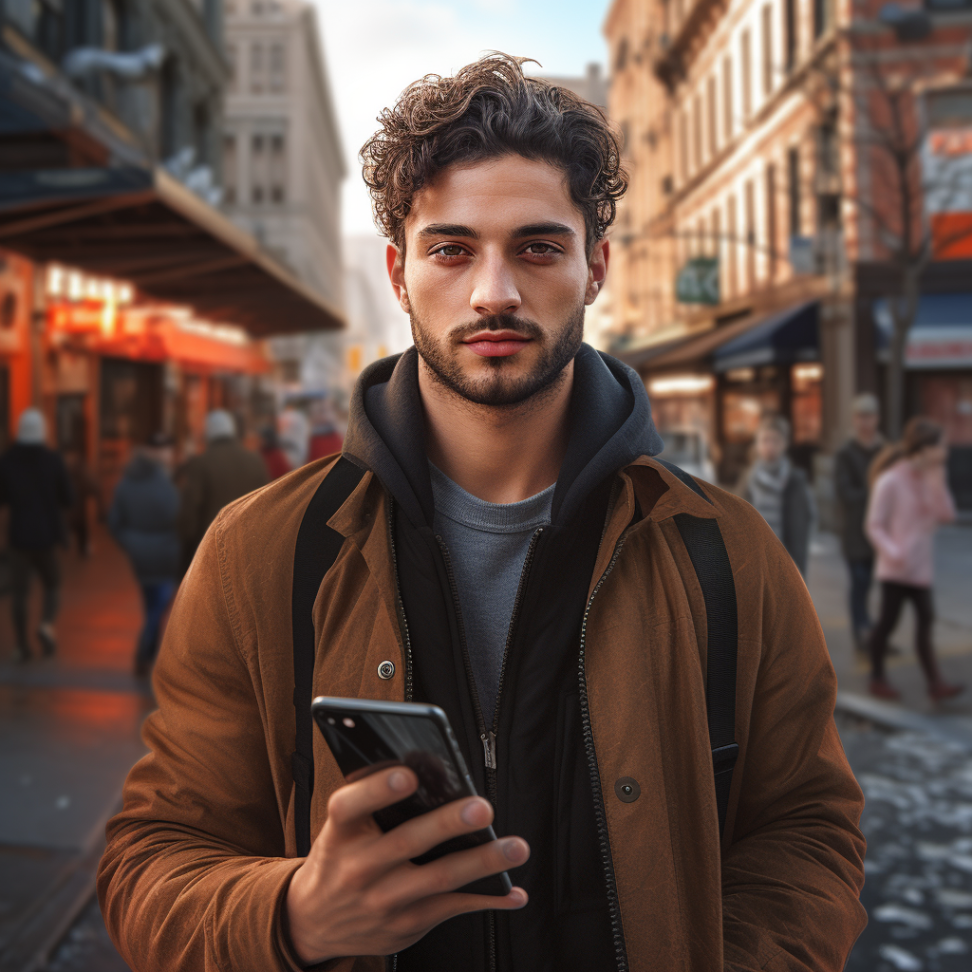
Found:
[605,0,972,504]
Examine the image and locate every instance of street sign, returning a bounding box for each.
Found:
[675,257,720,304]
[789,236,817,275]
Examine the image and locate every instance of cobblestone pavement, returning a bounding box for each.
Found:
[840,713,972,972]
[44,898,129,972]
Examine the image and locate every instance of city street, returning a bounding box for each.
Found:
[0,523,971,970]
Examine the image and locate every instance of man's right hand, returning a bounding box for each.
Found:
[284,765,529,965]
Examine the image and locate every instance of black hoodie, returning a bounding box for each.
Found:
[343,344,663,972]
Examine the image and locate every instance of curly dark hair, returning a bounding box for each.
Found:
[360,53,627,255]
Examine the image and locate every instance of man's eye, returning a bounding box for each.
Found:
[433,244,466,257]
[524,243,558,255]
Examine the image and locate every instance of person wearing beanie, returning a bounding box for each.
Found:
[0,408,74,661]
[177,409,268,574]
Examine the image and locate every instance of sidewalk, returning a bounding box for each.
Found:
[806,526,972,743]
[0,526,149,972]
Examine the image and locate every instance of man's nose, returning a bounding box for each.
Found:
[469,252,521,317]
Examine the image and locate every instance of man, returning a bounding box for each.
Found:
[100,55,866,971]
[0,408,73,662]
[177,409,268,573]
[742,414,815,576]
[109,432,180,678]
[835,394,883,652]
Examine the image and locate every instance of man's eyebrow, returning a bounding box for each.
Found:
[416,223,478,240]
[513,222,577,239]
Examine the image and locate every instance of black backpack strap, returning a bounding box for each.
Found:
[657,459,739,841]
[291,457,366,857]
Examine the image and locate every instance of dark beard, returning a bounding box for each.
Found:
[410,304,585,407]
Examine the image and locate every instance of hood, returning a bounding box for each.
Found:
[343,344,663,529]
[124,453,163,481]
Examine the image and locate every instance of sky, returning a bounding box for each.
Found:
[313,0,612,238]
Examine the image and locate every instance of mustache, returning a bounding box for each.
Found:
[452,314,544,341]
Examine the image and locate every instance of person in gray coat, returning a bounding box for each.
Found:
[743,414,815,576]
[109,433,180,677]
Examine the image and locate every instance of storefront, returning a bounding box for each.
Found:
[623,301,823,485]
[0,250,34,449]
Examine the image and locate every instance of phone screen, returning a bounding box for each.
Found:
[312,699,512,895]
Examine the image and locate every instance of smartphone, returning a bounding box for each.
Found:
[311,696,513,896]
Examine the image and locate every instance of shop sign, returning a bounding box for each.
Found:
[676,257,719,305]
[923,126,972,258]
[0,255,29,353]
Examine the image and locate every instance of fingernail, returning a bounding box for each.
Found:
[502,838,527,863]
[461,799,486,826]
[389,770,410,792]
[510,888,528,906]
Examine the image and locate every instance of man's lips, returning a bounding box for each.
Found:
[462,331,532,358]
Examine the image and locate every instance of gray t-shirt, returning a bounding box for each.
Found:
[430,462,554,723]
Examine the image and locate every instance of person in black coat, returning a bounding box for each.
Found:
[834,393,884,652]
[109,432,180,678]
[0,408,74,661]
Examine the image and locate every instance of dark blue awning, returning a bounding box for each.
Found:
[874,293,972,368]
[712,301,819,373]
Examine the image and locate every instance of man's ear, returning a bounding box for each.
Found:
[387,243,410,313]
[585,239,610,305]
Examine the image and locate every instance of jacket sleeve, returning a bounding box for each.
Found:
[721,539,866,971]
[931,475,956,525]
[865,474,901,562]
[97,514,350,972]
[834,448,865,507]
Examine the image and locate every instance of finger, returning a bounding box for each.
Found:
[373,795,494,867]
[394,836,530,903]
[404,886,529,934]
[326,766,418,831]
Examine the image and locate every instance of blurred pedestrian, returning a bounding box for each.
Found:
[866,417,961,701]
[109,433,180,678]
[64,445,100,559]
[307,398,344,461]
[835,393,884,652]
[0,408,73,661]
[278,405,309,470]
[742,414,815,575]
[178,410,268,574]
[259,425,292,481]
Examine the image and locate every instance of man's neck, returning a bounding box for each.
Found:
[854,432,878,450]
[418,359,573,505]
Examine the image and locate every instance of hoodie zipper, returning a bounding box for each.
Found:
[578,529,631,972]
[386,498,414,702]
[435,527,543,972]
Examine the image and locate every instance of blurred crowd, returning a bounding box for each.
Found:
[0,401,344,679]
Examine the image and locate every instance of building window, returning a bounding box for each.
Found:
[741,30,752,119]
[723,56,733,143]
[762,4,774,97]
[817,116,839,177]
[270,42,286,93]
[814,0,832,39]
[745,179,756,289]
[708,75,718,157]
[788,145,801,239]
[270,134,286,203]
[712,207,722,279]
[680,109,690,182]
[250,42,264,94]
[785,0,797,72]
[766,163,778,278]
[252,134,266,203]
[223,135,237,205]
[227,44,237,92]
[693,93,703,171]
[727,194,738,297]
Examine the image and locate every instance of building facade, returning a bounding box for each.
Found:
[605,0,972,501]
[222,0,345,393]
[0,0,342,500]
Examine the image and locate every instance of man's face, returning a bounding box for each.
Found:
[852,410,878,442]
[755,428,787,465]
[387,155,608,407]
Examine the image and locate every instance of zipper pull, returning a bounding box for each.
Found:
[481,731,497,769]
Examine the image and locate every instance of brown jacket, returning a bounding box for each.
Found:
[99,456,866,972]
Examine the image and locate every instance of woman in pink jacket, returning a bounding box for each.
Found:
[866,417,961,701]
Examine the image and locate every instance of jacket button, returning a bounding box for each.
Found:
[377,660,395,680]
[615,777,641,803]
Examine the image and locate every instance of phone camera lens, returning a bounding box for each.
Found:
[326,717,336,725]
[342,717,355,729]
